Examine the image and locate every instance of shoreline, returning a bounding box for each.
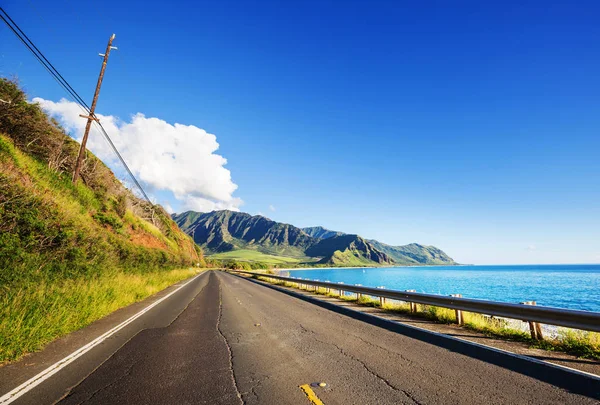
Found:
[273,264,600,312]
[279,264,468,272]
[280,263,600,272]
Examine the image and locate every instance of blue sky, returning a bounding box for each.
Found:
[2,1,599,264]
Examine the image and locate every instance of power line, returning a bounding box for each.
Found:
[92,121,151,202]
[0,8,90,110]
[0,6,151,203]
[0,14,85,110]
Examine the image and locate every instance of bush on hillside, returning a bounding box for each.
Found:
[0,78,180,235]
[0,78,204,286]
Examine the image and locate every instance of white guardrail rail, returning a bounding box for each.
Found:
[232,270,600,338]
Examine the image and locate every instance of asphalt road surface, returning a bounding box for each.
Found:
[3,271,599,404]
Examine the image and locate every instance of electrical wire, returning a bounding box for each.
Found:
[1,8,89,109]
[0,6,152,203]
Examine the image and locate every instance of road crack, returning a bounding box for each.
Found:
[217,284,244,405]
[73,359,140,404]
[351,334,416,367]
[240,374,270,404]
[300,323,421,405]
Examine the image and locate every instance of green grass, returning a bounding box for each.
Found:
[0,79,206,364]
[254,275,600,360]
[0,268,202,363]
[208,249,304,265]
[327,249,380,266]
[0,133,201,286]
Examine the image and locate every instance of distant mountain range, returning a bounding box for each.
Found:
[172,210,456,267]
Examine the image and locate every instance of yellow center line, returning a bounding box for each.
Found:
[299,384,325,405]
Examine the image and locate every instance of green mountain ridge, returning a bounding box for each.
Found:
[303,226,457,265]
[172,210,456,267]
[302,226,344,240]
[306,234,393,265]
[367,240,457,265]
[173,210,313,258]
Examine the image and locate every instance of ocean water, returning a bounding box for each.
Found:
[287,264,600,312]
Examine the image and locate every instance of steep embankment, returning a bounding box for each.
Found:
[0,78,202,362]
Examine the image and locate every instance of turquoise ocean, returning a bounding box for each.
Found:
[287,264,600,312]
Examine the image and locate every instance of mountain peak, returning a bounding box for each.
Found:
[302,226,344,240]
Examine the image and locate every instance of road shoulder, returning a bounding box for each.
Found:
[0,271,210,405]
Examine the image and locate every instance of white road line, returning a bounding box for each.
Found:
[0,273,202,405]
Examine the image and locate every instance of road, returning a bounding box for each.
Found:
[2,270,598,404]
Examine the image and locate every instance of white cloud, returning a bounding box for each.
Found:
[526,245,537,251]
[163,203,174,214]
[181,195,243,212]
[34,97,242,212]
[269,204,276,212]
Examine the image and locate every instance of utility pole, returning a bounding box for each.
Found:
[72,34,117,183]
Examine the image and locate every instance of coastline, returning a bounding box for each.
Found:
[273,264,600,312]
[279,263,467,272]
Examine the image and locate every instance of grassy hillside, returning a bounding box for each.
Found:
[305,234,393,265]
[208,249,305,265]
[0,78,203,362]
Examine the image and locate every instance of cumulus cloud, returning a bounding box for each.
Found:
[163,203,174,214]
[33,98,242,212]
[269,204,276,212]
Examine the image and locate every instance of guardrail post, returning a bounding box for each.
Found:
[450,294,464,325]
[406,290,417,313]
[521,301,544,340]
[378,286,386,306]
[356,284,362,300]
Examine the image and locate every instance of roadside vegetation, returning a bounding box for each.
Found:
[253,275,600,360]
[0,78,204,363]
[0,268,201,363]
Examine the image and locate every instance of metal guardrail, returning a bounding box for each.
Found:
[232,270,600,334]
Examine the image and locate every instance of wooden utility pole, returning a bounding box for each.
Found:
[72,34,117,183]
